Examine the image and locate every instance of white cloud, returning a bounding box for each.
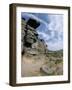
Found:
[22,13,63,51]
[48,15,63,32]
[47,40,63,51]
[37,14,63,51]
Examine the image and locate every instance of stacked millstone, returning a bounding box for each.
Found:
[21,18,48,55]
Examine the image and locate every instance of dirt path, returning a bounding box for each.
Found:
[21,54,63,77]
[21,54,46,77]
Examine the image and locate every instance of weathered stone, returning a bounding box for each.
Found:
[27,29,35,36]
[25,37,34,44]
[21,18,48,55]
[40,65,56,75]
[27,18,40,29]
[26,48,39,55]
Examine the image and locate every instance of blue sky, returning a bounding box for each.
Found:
[21,12,63,51]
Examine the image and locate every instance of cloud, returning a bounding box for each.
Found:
[37,14,63,51]
[22,12,63,51]
[47,41,63,51]
[48,15,63,32]
[38,31,50,40]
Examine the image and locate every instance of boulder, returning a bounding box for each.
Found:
[40,65,56,75]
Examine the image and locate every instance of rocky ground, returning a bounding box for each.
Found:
[21,50,63,77]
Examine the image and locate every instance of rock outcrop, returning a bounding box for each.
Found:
[21,18,48,55]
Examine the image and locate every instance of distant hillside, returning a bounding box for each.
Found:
[46,49,63,58]
[48,49,63,53]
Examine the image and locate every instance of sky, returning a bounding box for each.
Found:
[21,12,63,51]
